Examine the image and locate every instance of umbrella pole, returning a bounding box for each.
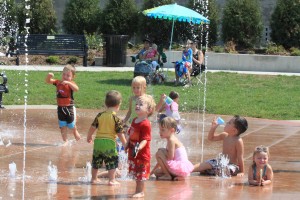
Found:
[167,19,175,80]
[169,19,175,51]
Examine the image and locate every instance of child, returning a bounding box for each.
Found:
[158,91,181,130]
[123,76,147,126]
[127,94,156,198]
[182,41,193,69]
[45,65,81,144]
[175,40,193,86]
[86,90,127,185]
[193,115,248,176]
[150,117,194,180]
[248,145,273,186]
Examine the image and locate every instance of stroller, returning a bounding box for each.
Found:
[132,47,167,84]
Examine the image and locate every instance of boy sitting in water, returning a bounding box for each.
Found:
[193,115,248,176]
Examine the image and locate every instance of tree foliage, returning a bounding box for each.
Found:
[16,0,57,34]
[222,0,263,49]
[101,0,138,37]
[176,0,219,47]
[270,0,300,48]
[62,0,101,34]
[140,0,175,47]
[0,0,18,40]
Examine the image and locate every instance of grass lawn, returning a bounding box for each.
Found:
[3,70,300,120]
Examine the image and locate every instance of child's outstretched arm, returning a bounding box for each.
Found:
[248,165,259,186]
[45,72,55,84]
[150,163,159,176]
[117,132,127,149]
[155,94,166,112]
[87,126,96,143]
[123,96,133,124]
[134,139,147,158]
[207,117,227,141]
[262,165,273,186]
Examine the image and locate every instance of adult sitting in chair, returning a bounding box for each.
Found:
[191,40,204,74]
[138,38,159,70]
[174,40,193,87]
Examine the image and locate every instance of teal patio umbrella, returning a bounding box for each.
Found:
[142,3,210,50]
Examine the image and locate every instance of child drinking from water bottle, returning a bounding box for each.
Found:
[157,91,181,133]
[150,116,194,180]
[248,145,273,186]
[193,115,248,177]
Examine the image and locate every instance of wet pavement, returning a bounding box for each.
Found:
[0,108,300,199]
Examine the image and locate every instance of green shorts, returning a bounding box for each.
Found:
[92,138,118,170]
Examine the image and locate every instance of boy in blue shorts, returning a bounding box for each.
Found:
[87,90,127,185]
[45,65,81,144]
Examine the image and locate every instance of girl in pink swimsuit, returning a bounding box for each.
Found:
[150,117,193,180]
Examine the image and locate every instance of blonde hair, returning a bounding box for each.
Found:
[63,64,76,77]
[252,145,270,167]
[132,76,147,94]
[159,116,177,131]
[138,94,156,117]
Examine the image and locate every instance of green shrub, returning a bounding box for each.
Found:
[16,0,57,34]
[270,0,300,48]
[101,0,138,37]
[224,41,237,53]
[67,57,78,64]
[290,47,300,56]
[212,46,225,53]
[46,56,60,64]
[222,0,263,49]
[62,0,101,34]
[85,33,102,51]
[265,43,287,55]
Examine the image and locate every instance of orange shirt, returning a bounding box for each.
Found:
[53,79,74,106]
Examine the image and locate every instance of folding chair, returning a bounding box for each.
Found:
[190,64,206,85]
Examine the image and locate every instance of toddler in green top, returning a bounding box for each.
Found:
[87,90,127,185]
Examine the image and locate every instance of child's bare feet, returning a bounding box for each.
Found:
[73,130,81,141]
[91,179,102,184]
[62,140,69,146]
[108,180,120,186]
[132,192,144,198]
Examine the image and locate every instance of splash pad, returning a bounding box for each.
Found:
[1,108,300,199]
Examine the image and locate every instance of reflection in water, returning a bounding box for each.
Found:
[8,179,16,198]
[47,183,57,199]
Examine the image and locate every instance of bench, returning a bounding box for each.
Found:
[15,34,88,66]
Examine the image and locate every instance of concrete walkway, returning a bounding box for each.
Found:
[1,65,300,76]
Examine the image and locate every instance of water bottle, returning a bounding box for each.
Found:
[165,96,173,105]
[217,117,225,125]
